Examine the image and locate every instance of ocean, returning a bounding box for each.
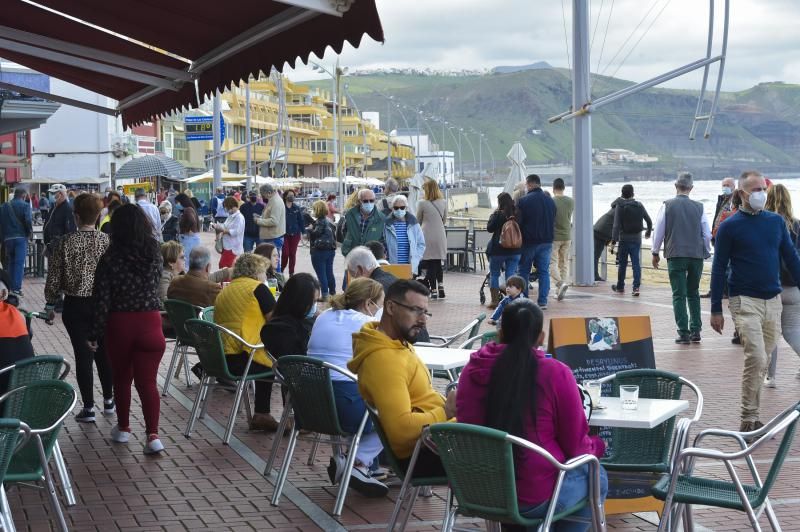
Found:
[488,178,800,223]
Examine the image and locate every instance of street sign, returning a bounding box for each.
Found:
[185,115,226,142]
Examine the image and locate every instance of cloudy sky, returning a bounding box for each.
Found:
[286,0,799,91]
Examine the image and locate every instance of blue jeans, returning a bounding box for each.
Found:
[311,249,336,296]
[517,243,552,305]
[519,464,608,532]
[243,236,260,253]
[489,254,521,289]
[616,240,641,290]
[3,238,27,292]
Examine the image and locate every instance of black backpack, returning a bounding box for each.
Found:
[335,216,347,244]
[314,220,337,251]
[620,202,644,234]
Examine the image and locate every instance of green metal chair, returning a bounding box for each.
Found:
[266,356,368,516]
[1,380,77,532]
[428,423,606,531]
[0,419,31,532]
[418,313,486,348]
[458,330,498,350]
[596,369,703,474]
[200,306,215,322]
[364,401,450,531]
[162,299,204,397]
[652,403,800,531]
[0,355,76,508]
[183,319,274,445]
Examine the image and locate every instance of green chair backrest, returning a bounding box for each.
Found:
[0,419,21,483]
[164,299,200,346]
[184,319,235,380]
[6,380,75,479]
[468,313,486,339]
[200,306,215,322]
[5,356,66,417]
[754,403,800,507]
[606,369,683,470]
[274,356,345,435]
[480,331,498,346]
[429,423,521,523]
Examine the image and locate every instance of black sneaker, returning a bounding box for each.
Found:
[732,331,741,345]
[632,287,640,297]
[348,466,389,498]
[438,287,446,300]
[611,284,623,293]
[103,399,116,415]
[327,454,345,485]
[675,334,691,345]
[75,408,96,423]
[191,363,205,381]
[690,331,701,343]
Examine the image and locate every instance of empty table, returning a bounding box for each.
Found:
[589,397,689,429]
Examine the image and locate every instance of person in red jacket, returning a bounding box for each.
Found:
[0,268,34,395]
[457,299,607,530]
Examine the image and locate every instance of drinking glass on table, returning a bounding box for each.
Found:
[266,278,278,298]
[584,380,602,409]
[620,385,640,410]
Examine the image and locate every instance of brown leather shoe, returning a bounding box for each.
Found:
[249,413,280,432]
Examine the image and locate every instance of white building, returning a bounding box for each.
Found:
[393,128,455,185]
[31,78,133,185]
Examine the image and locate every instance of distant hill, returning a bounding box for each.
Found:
[491,62,553,74]
[305,69,800,175]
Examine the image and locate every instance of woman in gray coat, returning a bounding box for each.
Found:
[416,179,448,299]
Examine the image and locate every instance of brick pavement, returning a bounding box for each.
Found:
[10,232,800,531]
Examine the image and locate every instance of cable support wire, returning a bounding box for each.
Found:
[560,0,571,71]
[591,0,615,94]
[607,0,672,81]
[598,0,666,79]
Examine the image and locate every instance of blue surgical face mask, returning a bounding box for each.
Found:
[306,303,318,318]
[393,208,406,219]
[722,186,732,196]
[175,204,184,213]
[361,202,375,214]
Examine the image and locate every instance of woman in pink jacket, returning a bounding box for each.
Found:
[456,299,607,531]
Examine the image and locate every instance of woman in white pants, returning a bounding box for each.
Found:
[765,184,800,387]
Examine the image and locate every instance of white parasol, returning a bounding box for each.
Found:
[407,163,437,215]
[503,142,528,195]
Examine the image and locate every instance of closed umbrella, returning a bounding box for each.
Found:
[503,142,527,195]
[407,163,437,215]
[114,154,186,181]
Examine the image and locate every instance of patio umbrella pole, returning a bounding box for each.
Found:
[213,90,223,190]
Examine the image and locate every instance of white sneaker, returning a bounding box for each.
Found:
[144,435,165,455]
[764,376,776,388]
[348,466,388,498]
[557,283,569,301]
[110,425,130,443]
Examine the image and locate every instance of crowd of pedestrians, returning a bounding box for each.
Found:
[4,168,800,525]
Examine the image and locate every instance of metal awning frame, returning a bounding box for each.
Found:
[0,0,346,118]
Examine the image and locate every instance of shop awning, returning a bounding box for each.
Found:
[0,0,383,128]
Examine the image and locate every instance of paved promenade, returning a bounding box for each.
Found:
[10,234,800,531]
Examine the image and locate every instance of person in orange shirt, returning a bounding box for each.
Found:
[0,268,34,394]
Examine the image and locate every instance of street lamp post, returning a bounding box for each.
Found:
[312,60,347,211]
[386,98,392,180]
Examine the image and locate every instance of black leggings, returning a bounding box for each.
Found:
[593,234,609,279]
[226,352,283,414]
[62,296,113,409]
[420,259,444,290]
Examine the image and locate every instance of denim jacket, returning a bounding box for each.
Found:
[0,199,32,241]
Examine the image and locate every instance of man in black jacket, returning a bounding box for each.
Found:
[42,184,75,256]
[611,184,653,296]
[592,199,621,282]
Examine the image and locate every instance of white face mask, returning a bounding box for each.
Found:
[749,190,767,212]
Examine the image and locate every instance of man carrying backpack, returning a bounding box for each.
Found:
[611,184,652,296]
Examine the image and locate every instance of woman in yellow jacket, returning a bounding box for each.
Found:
[213,253,278,430]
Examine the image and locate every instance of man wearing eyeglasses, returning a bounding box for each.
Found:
[349,280,456,476]
[341,189,386,258]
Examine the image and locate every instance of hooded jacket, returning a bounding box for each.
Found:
[348,321,447,459]
[456,342,605,505]
[384,212,426,273]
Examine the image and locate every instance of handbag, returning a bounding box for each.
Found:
[214,232,224,254]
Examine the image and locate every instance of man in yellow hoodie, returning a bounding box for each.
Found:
[349,280,456,475]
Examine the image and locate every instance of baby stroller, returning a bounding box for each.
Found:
[479,266,539,305]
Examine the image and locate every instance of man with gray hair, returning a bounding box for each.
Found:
[652,172,712,344]
[166,246,231,308]
[254,183,286,268]
[135,188,162,241]
[380,177,400,216]
[346,245,398,293]
[342,189,386,257]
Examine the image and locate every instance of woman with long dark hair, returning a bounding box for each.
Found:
[175,193,201,259]
[485,192,522,309]
[457,299,607,530]
[89,204,166,454]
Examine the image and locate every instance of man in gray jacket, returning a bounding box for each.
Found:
[651,173,711,344]
[254,184,286,269]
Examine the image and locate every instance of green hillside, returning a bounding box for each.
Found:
[304,70,800,168]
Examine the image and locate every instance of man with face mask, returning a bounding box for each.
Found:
[254,184,286,267]
[349,280,456,476]
[239,189,264,252]
[710,170,800,436]
[651,172,712,344]
[341,189,386,258]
